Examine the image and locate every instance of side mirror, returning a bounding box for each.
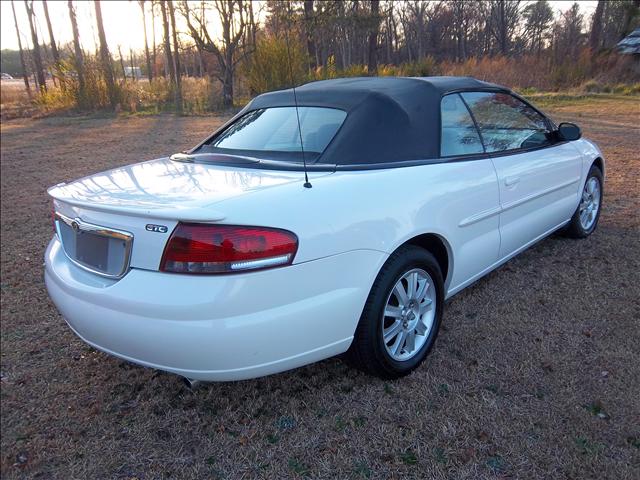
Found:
[558,122,581,141]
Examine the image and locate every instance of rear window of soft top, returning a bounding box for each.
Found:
[200,106,346,162]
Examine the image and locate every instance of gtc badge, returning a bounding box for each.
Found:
[146,224,168,233]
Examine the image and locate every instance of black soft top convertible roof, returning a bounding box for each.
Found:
[203,76,507,166]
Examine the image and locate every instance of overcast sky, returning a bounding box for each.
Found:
[1,1,599,53]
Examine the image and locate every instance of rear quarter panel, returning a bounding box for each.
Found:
[215,159,502,296]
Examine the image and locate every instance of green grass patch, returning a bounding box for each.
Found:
[288,457,310,476]
[399,450,418,465]
[353,460,372,478]
[528,92,639,109]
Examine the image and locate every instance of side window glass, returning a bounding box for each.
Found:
[440,93,484,157]
[461,92,551,152]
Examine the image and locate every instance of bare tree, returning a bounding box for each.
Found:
[589,0,605,50]
[488,0,521,55]
[522,0,553,56]
[600,1,634,49]
[167,0,183,112]
[160,0,175,83]
[451,0,473,61]
[139,1,153,81]
[380,0,399,64]
[42,0,60,65]
[182,0,253,108]
[551,2,585,63]
[303,0,317,70]
[151,0,158,78]
[94,0,118,109]
[194,0,206,77]
[129,48,137,81]
[11,0,32,98]
[620,0,640,40]
[367,0,380,74]
[24,0,46,92]
[401,1,428,60]
[118,45,126,78]
[67,0,87,107]
[247,0,257,50]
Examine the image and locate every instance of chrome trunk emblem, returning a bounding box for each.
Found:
[145,224,168,233]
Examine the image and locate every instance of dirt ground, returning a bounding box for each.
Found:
[1,96,639,479]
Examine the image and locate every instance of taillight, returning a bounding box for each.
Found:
[160,223,298,274]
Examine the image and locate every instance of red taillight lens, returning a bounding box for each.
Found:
[160,223,298,274]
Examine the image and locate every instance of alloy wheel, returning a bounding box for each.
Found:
[381,268,436,361]
[579,177,601,231]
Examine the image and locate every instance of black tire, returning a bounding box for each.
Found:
[563,165,603,239]
[347,245,444,379]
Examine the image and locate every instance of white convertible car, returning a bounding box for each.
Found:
[45,77,604,383]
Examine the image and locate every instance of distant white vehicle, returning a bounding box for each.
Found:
[124,66,142,79]
[45,77,605,384]
[1,73,14,80]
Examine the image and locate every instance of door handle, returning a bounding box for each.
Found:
[504,176,520,187]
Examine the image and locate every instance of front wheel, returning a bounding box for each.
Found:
[347,245,444,379]
[564,165,603,238]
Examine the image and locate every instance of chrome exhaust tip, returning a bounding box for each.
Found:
[182,377,202,390]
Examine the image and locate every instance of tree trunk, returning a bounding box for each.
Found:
[248,0,257,49]
[24,0,46,92]
[94,0,118,109]
[222,59,233,108]
[367,0,380,75]
[182,0,247,108]
[160,1,175,85]
[167,0,182,113]
[139,1,153,81]
[151,1,157,78]
[390,4,398,63]
[499,1,508,55]
[42,0,59,64]
[384,11,391,64]
[196,42,205,77]
[118,45,126,79]
[304,0,317,70]
[129,48,137,82]
[589,0,604,50]
[11,0,32,99]
[67,1,87,107]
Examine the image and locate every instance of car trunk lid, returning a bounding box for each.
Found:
[48,157,311,220]
[49,157,324,275]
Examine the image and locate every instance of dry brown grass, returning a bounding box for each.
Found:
[1,96,639,479]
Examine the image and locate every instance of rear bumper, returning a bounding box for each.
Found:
[45,237,387,381]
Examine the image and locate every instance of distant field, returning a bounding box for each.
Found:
[0,79,29,103]
[1,96,639,479]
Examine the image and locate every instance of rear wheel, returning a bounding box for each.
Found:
[348,245,444,379]
[564,165,603,238]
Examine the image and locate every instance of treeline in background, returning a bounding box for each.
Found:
[1,0,639,118]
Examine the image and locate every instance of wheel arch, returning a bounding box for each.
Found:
[592,157,605,177]
[402,233,453,290]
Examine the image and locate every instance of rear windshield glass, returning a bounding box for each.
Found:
[203,107,346,162]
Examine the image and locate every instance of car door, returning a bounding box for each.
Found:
[461,91,582,259]
[439,93,501,293]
